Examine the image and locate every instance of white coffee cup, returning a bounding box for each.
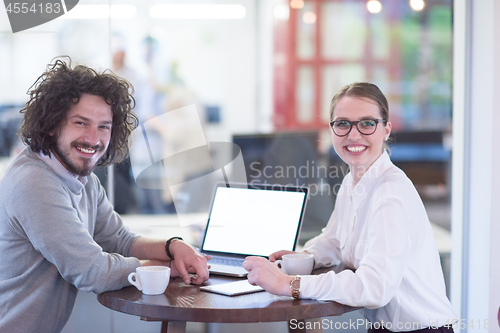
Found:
[128,266,171,295]
[275,253,314,275]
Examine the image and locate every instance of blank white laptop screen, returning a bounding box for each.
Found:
[202,185,307,257]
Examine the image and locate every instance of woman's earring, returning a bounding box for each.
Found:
[385,136,389,141]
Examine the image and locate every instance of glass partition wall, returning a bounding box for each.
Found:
[0,0,452,294]
[0,0,258,217]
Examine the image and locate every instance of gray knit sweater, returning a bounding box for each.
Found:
[0,147,141,333]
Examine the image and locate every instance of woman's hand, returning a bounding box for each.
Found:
[242,256,292,296]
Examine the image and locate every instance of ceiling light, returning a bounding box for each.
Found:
[149,4,246,19]
[290,0,304,9]
[366,0,382,14]
[410,0,425,11]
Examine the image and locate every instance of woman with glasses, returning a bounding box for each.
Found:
[243,82,456,333]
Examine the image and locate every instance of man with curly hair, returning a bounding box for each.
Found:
[0,58,210,333]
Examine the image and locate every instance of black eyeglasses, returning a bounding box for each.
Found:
[329,119,387,137]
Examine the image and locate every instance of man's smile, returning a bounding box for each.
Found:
[76,146,97,154]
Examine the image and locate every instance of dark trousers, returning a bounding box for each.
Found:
[368,325,454,333]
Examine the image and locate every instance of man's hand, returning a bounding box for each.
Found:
[131,237,211,285]
[168,240,211,285]
[242,256,292,296]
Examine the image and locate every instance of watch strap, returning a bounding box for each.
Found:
[165,236,183,260]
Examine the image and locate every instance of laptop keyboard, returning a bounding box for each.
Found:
[210,256,244,267]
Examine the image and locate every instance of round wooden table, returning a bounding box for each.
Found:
[98,273,355,333]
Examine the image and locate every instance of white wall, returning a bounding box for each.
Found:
[255,0,275,133]
[452,1,500,332]
[490,1,500,330]
[450,0,466,324]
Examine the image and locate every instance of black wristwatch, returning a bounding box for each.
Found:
[165,237,183,260]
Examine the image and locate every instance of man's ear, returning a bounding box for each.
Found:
[49,127,59,137]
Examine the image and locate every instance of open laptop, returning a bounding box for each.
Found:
[200,183,309,277]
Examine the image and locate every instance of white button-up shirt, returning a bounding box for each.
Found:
[301,151,456,330]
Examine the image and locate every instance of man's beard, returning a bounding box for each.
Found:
[52,141,103,176]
